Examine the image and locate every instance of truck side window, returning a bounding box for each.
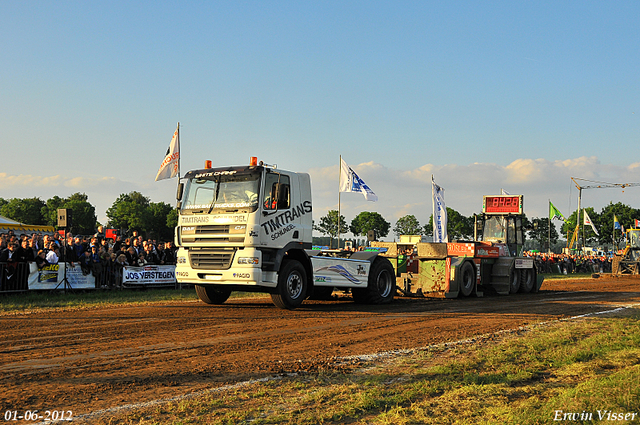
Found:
[263,173,290,210]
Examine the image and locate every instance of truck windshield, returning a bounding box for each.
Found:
[483,216,506,242]
[181,172,260,213]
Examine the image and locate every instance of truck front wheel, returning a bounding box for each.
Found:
[195,285,232,304]
[271,260,308,310]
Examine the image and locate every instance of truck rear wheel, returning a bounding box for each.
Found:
[195,285,232,304]
[508,266,520,294]
[460,262,475,297]
[519,268,535,293]
[271,259,307,310]
[352,257,395,304]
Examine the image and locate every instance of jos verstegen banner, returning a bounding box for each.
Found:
[155,123,180,181]
[432,175,448,243]
[339,158,378,201]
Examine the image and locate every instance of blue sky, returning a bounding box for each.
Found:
[1,1,639,235]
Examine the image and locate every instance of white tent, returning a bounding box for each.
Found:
[0,215,54,233]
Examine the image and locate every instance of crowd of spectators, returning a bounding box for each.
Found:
[0,227,176,289]
[523,251,613,274]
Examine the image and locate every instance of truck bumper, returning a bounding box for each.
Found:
[175,263,278,288]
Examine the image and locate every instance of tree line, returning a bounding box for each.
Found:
[314,201,640,250]
[2,193,637,251]
[0,192,177,241]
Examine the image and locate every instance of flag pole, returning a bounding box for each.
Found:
[337,155,341,250]
[548,199,551,254]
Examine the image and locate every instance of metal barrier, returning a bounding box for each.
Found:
[0,262,30,292]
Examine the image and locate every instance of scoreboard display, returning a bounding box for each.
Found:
[482,195,523,214]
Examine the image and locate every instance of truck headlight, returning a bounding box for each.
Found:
[238,257,259,265]
[177,256,187,264]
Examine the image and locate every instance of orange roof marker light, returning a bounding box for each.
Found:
[205,160,212,169]
[250,157,258,166]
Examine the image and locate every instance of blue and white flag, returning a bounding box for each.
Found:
[339,158,378,202]
[432,176,448,243]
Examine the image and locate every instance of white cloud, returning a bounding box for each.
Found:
[2,156,639,236]
[309,156,640,238]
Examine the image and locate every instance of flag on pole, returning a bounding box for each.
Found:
[432,176,448,243]
[549,202,565,221]
[155,123,180,181]
[339,158,378,201]
[635,219,640,228]
[583,210,599,236]
[501,188,511,195]
[614,215,621,230]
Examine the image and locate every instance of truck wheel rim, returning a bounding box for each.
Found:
[376,269,393,297]
[287,272,303,299]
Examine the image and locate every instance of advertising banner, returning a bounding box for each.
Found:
[122,265,176,286]
[28,263,96,290]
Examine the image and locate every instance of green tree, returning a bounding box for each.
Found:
[393,215,422,238]
[41,193,97,234]
[106,191,151,235]
[424,208,474,240]
[598,202,640,248]
[167,208,178,229]
[0,197,46,225]
[349,211,390,239]
[147,202,176,241]
[562,207,600,247]
[527,217,559,251]
[313,210,348,248]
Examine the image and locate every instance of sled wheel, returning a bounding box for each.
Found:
[460,261,475,297]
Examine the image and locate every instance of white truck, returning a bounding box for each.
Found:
[174,157,395,309]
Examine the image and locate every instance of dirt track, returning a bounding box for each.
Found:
[1,276,639,420]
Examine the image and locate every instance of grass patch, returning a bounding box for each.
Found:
[0,288,266,314]
[99,309,640,424]
[541,273,594,280]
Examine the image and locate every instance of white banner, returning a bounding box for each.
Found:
[583,209,599,236]
[432,176,448,243]
[155,123,180,181]
[122,265,176,286]
[28,263,96,290]
[339,158,378,202]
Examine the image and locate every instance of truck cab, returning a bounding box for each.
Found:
[175,158,395,309]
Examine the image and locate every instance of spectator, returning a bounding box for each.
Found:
[0,241,19,262]
[35,250,49,269]
[46,245,59,264]
[125,246,139,267]
[144,243,160,265]
[15,239,35,262]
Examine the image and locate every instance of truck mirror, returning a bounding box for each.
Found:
[176,182,184,201]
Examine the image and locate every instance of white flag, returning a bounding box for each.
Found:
[155,123,180,181]
[339,158,378,201]
[501,188,511,195]
[583,210,599,236]
[432,176,448,243]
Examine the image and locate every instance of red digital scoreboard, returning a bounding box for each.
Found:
[482,195,523,214]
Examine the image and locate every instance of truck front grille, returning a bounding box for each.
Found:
[189,248,236,270]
